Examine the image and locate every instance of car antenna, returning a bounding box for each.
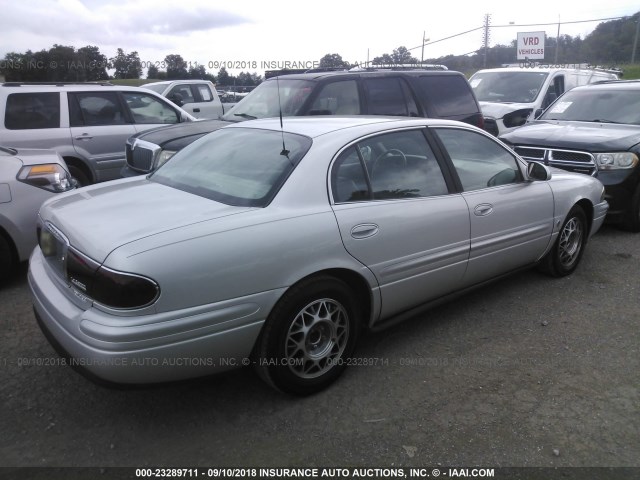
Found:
[276,75,290,159]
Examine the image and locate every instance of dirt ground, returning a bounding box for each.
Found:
[1,225,638,479]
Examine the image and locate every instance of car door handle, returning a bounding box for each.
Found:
[474,203,494,216]
[74,134,93,140]
[350,223,379,239]
[193,108,200,113]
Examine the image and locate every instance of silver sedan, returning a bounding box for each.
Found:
[28,117,608,395]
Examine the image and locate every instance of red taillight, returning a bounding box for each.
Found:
[91,266,159,309]
[66,248,159,309]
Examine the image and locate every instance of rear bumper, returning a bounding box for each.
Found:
[28,248,271,384]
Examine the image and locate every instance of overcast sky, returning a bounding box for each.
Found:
[1,0,638,75]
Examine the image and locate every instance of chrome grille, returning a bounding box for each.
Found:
[514,145,597,176]
[127,139,160,172]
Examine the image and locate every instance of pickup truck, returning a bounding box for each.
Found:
[142,80,225,119]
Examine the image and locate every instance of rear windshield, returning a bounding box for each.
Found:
[150,128,312,207]
[142,84,167,94]
[541,88,640,125]
[222,79,315,121]
[418,75,479,116]
[470,71,549,103]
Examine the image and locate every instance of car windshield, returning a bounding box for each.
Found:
[149,127,312,207]
[541,88,640,124]
[221,79,315,121]
[470,71,549,103]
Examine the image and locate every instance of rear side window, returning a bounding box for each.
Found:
[418,75,478,116]
[310,80,360,115]
[364,77,416,116]
[196,84,213,102]
[5,92,60,129]
[122,92,179,124]
[69,92,127,126]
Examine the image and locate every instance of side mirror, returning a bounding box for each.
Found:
[526,161,552,181]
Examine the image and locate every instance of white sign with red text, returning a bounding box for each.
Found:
[517,31,545,60]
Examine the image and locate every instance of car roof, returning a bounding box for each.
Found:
[574,79,640,90]
[267,70,464,81]
[144,80,210,86]
[0,83,160,92]
[225,116,474,138]
[472,67,618,75]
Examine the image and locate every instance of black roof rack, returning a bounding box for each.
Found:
[351,64,448,71]
[2,81,115,87]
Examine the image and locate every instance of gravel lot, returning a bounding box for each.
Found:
[1,225,638,476]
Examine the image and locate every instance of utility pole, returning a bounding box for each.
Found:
[421,32,430,65]
[632,17,640,64]
[482,14,491,68]
[554,15,561,64]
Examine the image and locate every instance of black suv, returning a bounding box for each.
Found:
[501,80,640,230]
[123,69,484,176]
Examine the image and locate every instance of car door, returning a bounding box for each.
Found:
[432,127,554,287]
[330,129,470,320]
[68,91,137,182]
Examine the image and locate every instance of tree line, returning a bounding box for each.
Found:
[1,12,637,85]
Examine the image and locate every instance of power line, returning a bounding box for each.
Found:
[492,15,629,28]
[408,14,630,55]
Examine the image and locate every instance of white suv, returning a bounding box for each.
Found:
[0,146,74,282]
[0,82,196,185]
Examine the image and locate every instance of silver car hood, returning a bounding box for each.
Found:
[40,178,254,263]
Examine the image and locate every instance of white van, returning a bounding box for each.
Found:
[469,65,619,135]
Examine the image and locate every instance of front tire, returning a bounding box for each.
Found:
[255,275,361,395]
[540,205,587,277]
[67,164,91,187]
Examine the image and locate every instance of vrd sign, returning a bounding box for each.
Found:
[517,31,545,60]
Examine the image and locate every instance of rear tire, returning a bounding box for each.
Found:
[254,275,361,395]
[0,234,16,283]
[540,205,587,277]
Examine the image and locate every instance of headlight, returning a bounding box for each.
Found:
[503,109,533,128]
[154,150,177,169]
[594,152,638,170]
[17,164,73,192]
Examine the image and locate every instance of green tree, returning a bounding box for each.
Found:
[110,48,142,79]
[319,53,350,68]
[75,45,109,81]
[147,64,159,79]
[373,46,419,66]
[48,44,76,81]
[188,64,215,82]
[165,54,188,79]
[216,67,232,86]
